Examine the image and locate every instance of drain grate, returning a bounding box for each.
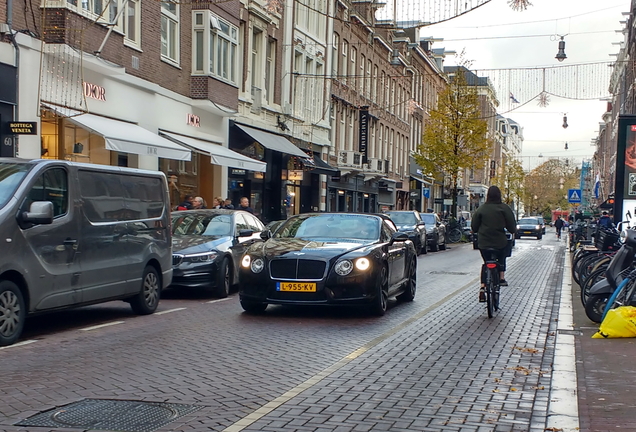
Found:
[557,329,583,336]
[16,399,202,432]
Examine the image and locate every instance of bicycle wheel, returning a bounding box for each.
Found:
[602,277,632,321]
[448,228,462,243]
[581,267,606,307]
[486,270,495,318]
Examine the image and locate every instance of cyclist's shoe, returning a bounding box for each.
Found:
[499,280,508,287]
[479,288,486,302]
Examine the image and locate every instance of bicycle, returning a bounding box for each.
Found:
[481,248,501,318]
[445,219,463,243]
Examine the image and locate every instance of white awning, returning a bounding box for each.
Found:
[42,103,191,161]
[160,131,266,172]
[235,124,311,160]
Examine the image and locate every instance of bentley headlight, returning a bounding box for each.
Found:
[355,257,371,271]
[335,259,353,276]
[251,258,265,273]
[185,251,218,262]
[241,255,251,268]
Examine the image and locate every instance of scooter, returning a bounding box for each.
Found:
[585,228,636,323]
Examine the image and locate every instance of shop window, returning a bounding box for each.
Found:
[161,0,179,64]
[191,10,238,84]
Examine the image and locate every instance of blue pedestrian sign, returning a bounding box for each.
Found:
[568,189,582,203]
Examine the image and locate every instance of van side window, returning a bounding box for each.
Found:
[79,171,126,222]
[24,168,68,217]
[120,176,164,219]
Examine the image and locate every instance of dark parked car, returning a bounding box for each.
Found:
[171,209,265,297]
[238,213,417,316]
[516,217,543,240]
[384,210,428,255]
[419,212,446,252]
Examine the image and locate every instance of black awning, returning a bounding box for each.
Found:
[304,155,339,176]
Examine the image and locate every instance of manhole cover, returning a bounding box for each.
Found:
[428,271,470,276]
[16,399,202,432]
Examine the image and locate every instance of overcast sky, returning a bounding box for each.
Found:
[418,0,627,171]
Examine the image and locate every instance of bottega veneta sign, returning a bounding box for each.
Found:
[8,122,37,135]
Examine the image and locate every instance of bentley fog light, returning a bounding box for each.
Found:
[251,258,265,273]
[335,259,353,276]
[241,255,251,268]
[355,257,371,271]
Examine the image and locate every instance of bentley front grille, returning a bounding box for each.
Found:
[270,259,327,280]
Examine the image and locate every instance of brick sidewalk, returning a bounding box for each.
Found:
[572,255,636,431]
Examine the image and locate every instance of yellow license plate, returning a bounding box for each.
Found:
[277,282,317,292]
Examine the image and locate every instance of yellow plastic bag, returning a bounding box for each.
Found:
[593,306,636,338]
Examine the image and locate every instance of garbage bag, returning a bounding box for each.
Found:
[592,306,636,338]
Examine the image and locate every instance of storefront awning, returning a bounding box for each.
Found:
[43,104,191,161]
[304,155,339,176]
[160,131,266,172]
[235,124,310,160]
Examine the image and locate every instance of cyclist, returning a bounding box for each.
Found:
[471,186,518,302]
[554,217,565,240]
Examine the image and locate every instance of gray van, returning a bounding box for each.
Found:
[0,158,172,346]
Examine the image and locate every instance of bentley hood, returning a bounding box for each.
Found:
[257,238,373,259]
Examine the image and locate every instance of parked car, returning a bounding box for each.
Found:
[238,212,417,316]
[171,209,265,297]
[265,219,286,235]
[516,216,544,239]
[419,212,446,252]
[383,210,428,255]
[0,158,172,347]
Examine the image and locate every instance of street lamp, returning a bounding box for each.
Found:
[555,36,567,62]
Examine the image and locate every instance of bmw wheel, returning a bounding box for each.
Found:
[370,266,389,316]
[215,257,231,298]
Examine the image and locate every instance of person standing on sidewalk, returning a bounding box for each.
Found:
[554,217,565,240]
[471,186,517,302]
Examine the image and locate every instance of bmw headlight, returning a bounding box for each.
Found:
[251,258,265,273]
[241,255,251,268]
[335,259,353,276]
[184,251,218,262]
[355,257,371,271]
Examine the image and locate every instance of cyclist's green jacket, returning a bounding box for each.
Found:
[471,202,517,250]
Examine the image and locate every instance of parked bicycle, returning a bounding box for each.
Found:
[445,218,463,244]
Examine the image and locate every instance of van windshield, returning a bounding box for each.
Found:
[0,162,30,209]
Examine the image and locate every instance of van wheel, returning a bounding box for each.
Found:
[0,281,26,347]
[215,258,230,298]
[130,266,161,315]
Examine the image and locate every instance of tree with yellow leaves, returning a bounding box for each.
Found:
[414,67,492,218]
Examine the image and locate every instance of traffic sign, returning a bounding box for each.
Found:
[422,188,430,198]
[568,189,582,203]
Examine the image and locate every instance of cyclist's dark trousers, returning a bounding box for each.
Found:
[479,248,507,284]
[556,227,562,238]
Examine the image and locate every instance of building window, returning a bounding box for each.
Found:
[192,11,238,84]
[161,0,179,63]
[332,33,339,78]
[124,0,140,46]
[293,51,304,117]
[350,46,357,90]
[251,28,263,100]
[265,38,276,104]
[341,40,348,85]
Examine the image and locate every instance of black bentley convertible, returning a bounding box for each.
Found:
[238,213,417,316]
